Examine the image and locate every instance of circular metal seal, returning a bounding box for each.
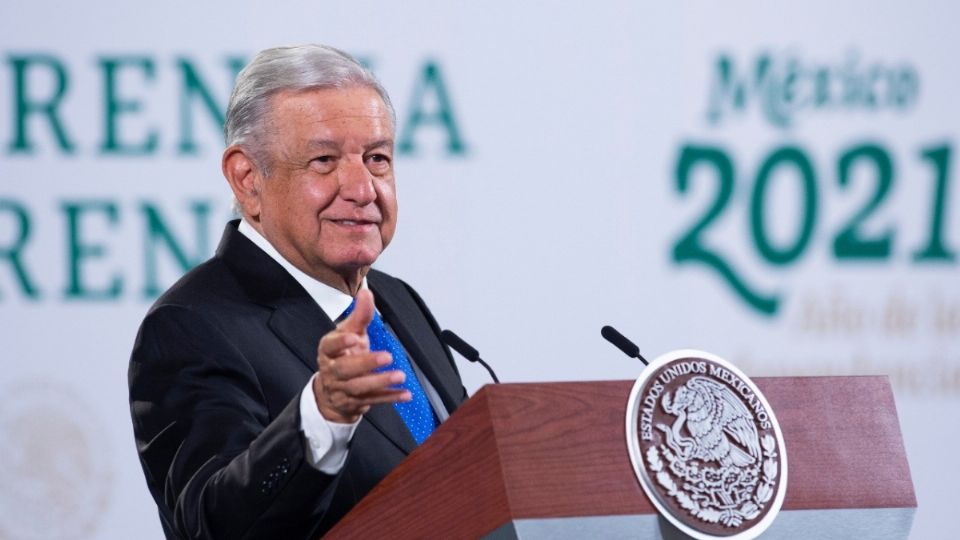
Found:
[625,350,787,539]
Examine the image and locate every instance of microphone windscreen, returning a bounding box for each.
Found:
[440,329,480,362]
[601,325,640,359]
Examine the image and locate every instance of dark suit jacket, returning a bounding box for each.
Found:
[129,221,467,539]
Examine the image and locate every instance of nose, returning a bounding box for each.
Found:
[337,156,376,205]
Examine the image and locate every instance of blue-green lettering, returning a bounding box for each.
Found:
[398,61,467,156]
[673,144,779,315]
[176,57,245,154]
[63,201,122,299]
[141,201,211,297]
[0,199,40,298]
[99,56,158,155]
[7,54,74,153]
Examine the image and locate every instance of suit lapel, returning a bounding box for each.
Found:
[215,222,333,374]
[266,295,333,373]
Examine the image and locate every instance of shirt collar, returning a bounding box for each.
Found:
[238,218,364,321]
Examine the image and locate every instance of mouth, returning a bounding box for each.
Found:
[328,218,379,230]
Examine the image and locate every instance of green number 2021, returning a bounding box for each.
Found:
[672,142,954,316]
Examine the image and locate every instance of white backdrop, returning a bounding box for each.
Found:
[1,2,957,538]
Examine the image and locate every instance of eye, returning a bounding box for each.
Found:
[365,153,392,172]
[310,155,337,172]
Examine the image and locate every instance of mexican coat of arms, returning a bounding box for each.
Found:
[625,350,788,539]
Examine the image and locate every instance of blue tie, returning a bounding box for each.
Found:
[343,301,438,445]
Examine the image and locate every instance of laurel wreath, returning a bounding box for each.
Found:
[645,433,779,528]
[754,434,778,507]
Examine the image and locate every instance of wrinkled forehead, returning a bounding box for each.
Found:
[261,86,394,140]
[269,86,394,130]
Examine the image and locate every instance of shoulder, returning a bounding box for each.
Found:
[367,268,445,336]
[144,219,288,317]
[153,257,239,308]
[367,268,423,298]
[367,268,405,293]
[136,256,269,356]
[134,259,247,347]
[368,268,433,312]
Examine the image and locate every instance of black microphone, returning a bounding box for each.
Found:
[601,325,649,365]
[440,329,500,383]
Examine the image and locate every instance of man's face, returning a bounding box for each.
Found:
[251,86,397,285]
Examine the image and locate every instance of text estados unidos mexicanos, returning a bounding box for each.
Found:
[639,361,772,441]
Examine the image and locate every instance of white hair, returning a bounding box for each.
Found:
[224,44,396,174]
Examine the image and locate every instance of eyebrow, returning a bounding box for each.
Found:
[305,139,394,152]
[305,139,338,151]
[364,139,394,152]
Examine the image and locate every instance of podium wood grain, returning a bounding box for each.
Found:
[324,377,915,538]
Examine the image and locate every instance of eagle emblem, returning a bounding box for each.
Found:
[660,376,761,469]
[625,350,787,540]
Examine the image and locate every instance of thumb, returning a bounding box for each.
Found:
[340,288,375,335]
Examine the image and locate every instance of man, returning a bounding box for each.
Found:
[129,44,467,539]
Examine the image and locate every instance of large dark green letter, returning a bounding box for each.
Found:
[176,57,242,155]
[8,54,74,153]
[397,61,467,156]
[141,201,211,297]
[0,199,40,298]
[99,56,158,155]
[63,201,122,299]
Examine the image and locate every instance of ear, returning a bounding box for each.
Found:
[222,145,263,220]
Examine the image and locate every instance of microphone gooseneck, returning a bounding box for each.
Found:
[440,329,500,384]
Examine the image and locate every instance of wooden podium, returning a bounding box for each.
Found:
[325,377,916,539]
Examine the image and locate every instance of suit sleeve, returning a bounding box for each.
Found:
[129,304,337,540]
